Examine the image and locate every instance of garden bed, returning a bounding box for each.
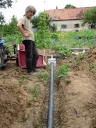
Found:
[0,48,96,128]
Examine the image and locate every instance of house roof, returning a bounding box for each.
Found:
[46,7,94,21]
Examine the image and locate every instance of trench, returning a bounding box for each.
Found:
[39,55,96,128]
[40,57,61,128]
[40,75,61,128]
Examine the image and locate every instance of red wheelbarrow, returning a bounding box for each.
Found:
[17,44,47,68]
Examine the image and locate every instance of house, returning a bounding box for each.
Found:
[46,7,93,32]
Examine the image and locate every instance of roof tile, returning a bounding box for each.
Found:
[46,7,93,20]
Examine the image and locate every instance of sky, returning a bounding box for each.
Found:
[1,0,96,23]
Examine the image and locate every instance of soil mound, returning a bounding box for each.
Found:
[59,47,96,128]
[0,82,28,128]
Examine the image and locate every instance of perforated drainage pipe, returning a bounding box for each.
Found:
[48,55,56,128]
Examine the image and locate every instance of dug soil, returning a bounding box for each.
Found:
[0,48,96,128]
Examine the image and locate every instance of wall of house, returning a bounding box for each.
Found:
[51,20,89,32]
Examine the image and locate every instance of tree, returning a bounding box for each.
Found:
[35,12,51,48]
[82,7,96,29]
[31,12,51,28]
[8,15,18,34]
[0,0,13,8]
[64,4,76,9]
[0,0,15,24]
[0,24,10,36]
[0,13,5,25]
[31,16,39,28]
[51,23,57,32]
[0,15,18,36]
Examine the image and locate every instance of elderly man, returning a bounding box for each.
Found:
[17,5,39,74]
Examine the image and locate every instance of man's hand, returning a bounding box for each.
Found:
[17,22,31,37]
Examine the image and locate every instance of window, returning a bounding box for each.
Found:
[61,24,67,29]
[74,24,80,28]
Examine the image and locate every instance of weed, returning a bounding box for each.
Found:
[56,64,69,82]
[33,121,42,128]
[21,116,29,123]
[28,85,39,98]
[72,53,86,66]
[27,97,36,105]
[65,79,71,84]
[76,54,86,61]
[44,64,50,71]
[37,73,49,82]
[17,77,25,86]
[53,46,72,57]
[89,63,94,70]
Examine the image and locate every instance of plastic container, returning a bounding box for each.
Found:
[17,44,47,68]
